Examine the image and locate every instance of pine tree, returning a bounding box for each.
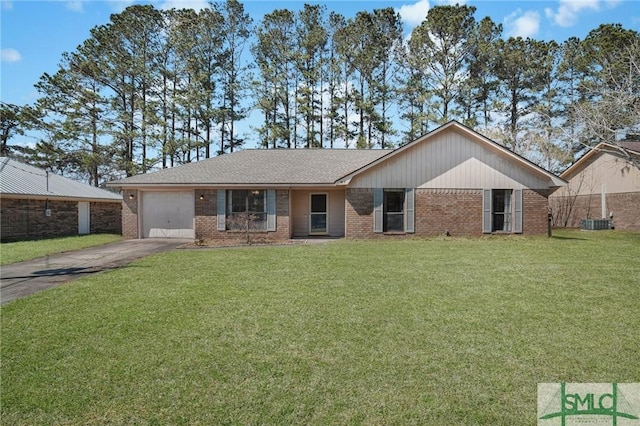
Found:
[215,0,253,154]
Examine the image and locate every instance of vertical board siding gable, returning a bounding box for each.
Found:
[217,190,226,231]
[348,131,551,190]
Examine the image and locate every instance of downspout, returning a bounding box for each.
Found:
[601,184,606,219]
[45,171,51,217]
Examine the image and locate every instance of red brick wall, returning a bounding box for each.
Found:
[608,192,640,231]
[122,190,139,239]
[195,189,217,239]
[345,188,375,238]
[1,198,121,242]
[91,202,122,235]
[416,189,483,236]
[551,191,640,231]
[523,189,550,234]
[345,188,551,238]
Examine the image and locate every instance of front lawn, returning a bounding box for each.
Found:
[2,230,638,424]
[0,234,122,265]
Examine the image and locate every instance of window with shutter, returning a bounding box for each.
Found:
[225,190,268,231]
[483,189,516,233]
[383,189,405,232]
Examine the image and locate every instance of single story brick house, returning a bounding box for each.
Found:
[1,157,122,241]
[549,142,640,231]
[108,121,566,240]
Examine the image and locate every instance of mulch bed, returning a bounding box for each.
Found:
[178,237,303,249]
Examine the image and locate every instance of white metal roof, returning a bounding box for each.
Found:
[0,157,121,201]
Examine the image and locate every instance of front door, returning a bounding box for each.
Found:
[309,193,328,235]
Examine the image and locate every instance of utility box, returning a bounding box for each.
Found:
[581,219,612,230]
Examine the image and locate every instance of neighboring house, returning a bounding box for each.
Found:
[108,121,565,240]
[549,142,640,231]
[1,157,122,241]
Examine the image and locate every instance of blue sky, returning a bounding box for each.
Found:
[1,0,639,108]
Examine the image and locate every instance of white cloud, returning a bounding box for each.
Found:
[158,0,209,11]
[505,9,540,38]
[1,48,22,63]
[66,1,84,13]
[1,1,13,11]
[396,0,430,29]
[106,0,135,13]
[545,0,600,27]
[434,0,467,5]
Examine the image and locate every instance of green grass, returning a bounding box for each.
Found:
[0,234,122,265]
[2,229,639,424]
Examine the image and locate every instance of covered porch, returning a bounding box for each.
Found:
[290,189,346,238]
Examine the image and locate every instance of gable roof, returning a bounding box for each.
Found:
[108,121,565,189]
[336,121,566,187]
[560,142,640,180]
[108,149,391,187]
[0,157,121,201]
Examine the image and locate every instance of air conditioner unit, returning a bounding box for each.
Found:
[580,219,612,230]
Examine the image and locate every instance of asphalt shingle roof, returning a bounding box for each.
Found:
[0,157,121,200]
[109,149,392,186]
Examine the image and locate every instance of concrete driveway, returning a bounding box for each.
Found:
[1,239,190,305]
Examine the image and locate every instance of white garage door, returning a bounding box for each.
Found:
[142,192,195,238]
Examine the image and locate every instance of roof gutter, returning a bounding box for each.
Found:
[0,193,122,202]
[107,182,342,189]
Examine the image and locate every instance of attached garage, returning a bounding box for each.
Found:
[141,191,195,238]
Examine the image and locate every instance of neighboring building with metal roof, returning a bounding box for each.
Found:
[1,157,122,241]
[550,142,640,231]
[108,121,565,240]
[1,157,122,201]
